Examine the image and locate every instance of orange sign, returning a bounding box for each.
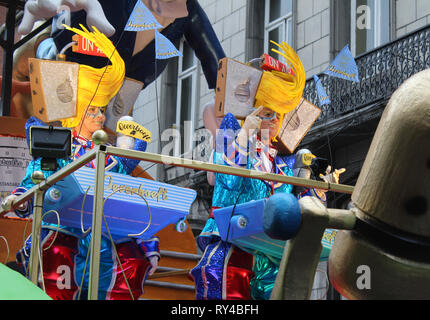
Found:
[72,35,107,57]
[260,53,294,76]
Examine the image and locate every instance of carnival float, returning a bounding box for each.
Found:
[0,0,428,301]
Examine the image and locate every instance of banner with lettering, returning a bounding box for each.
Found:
[72,34,107,57]
[0,136,32,219]
[155,30,182,60]
[125,0,163,31]
[323,45,359,82]
[43,167,197,239]
[116,120,152,142]
[313,75,331,105]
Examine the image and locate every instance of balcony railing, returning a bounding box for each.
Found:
[304,25,430,126]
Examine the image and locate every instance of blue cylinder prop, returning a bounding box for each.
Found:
[263,193,301,240]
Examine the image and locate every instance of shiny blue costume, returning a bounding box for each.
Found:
[191,114,295,300]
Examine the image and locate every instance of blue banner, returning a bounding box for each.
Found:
[323,45,359,82]
[155,30,182,60]
[313,75,331,105]
[125,1,163,31]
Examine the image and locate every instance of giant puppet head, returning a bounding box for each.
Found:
[59,24,125,138]
[254,41,306,142]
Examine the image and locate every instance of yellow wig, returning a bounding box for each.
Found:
[254,41,306,116]
[60,24,125,128]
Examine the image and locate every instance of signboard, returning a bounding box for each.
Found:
[72,34,108,57]
[0,136,32,219]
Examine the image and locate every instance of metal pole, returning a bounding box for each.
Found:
[88,146,106,300]
[1,1,16,116]
[0,148,98,218]
[105,146,355,194]
[28,188,44,285]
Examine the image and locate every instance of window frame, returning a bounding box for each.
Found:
[350,0,391,57]
[174,38,199,158]
[263,0,294,56]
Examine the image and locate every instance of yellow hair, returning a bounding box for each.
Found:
[60,24,125,128]
[254,41,306,116]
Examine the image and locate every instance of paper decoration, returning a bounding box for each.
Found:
[125,1,163,31]
[323,45,359,82]
[155,30,182,60]
[313,75,331,105]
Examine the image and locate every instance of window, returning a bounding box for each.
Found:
[351,0,390,56]
[264,0,293,61]
[174,39,199,157]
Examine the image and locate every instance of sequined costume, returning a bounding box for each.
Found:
[13,117,159,300]
[190,113,295,300]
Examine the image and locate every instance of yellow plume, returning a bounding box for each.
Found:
[60,24,125,128]
[254,41,306,116]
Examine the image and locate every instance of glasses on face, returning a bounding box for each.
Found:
[86,106,106,118]
[258,110,281,121]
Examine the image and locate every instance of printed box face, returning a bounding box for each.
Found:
[29,58,78,123]
[215,58,263,119]
[104,77,144,132]
[278,98,321,153]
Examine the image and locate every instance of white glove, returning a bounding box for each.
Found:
[236,106,263,148]
[18,0,115,36]
[319,166,346,184]
[147,256,159,276]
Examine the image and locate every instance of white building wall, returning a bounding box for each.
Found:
[132,79,162,179]
[395,0,430,37]
[296,0,331,79]
[197,0,247,128]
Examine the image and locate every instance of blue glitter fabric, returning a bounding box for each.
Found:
[250,252,280,300]
[190,241,232,300]
[197,218,221,252]
[211,113,294,209]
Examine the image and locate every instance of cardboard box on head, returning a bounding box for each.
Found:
[214,58,263,120]
[28,58,78,123]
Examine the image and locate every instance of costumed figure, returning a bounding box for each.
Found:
[293,148,346,204]
[4,25,159,300]
[190,42,307,300]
